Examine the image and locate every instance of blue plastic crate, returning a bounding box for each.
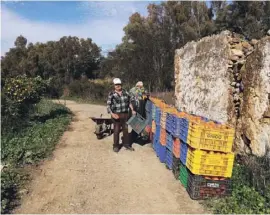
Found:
[179,128,188,143]
[145,111,152,126]
[151,104,156,119]
[145,100,152,113]
[153,140,159,156]
[180,118,189,128]
[155,108,161,124]
[153,126,160,143]
[166,149,173,170]
[175,117,182,138]
[158,142,166,163]
[179,118,189,142]
[170,115,178,138]
[166,113,174,135]
[180,141,188,165]
[166,132,173,152]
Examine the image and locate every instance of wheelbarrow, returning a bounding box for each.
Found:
[90,114,113,139]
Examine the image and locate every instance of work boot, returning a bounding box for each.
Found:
[124,145,135,151]
[113,145,120,153]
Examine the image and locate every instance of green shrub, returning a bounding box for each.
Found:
[67,79,111,102]
[2,75,48,104]
[1,168,29,214]
[1,75,50,134]
[207,159,270,214]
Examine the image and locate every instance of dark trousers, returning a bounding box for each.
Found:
[112,113,129,148]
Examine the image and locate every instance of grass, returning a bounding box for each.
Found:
[1,99,72,214]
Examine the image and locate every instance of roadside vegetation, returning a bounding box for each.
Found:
[1,76,72,214]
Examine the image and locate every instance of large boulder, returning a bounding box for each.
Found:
[174,31,269,156]
[238,36,270,156]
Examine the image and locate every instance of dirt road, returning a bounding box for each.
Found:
[15,100,206,214]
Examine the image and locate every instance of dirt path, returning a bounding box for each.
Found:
[15,100,206,214]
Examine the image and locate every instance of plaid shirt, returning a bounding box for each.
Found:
[107,89,131,114]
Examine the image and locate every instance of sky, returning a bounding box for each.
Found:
[1,1,159,56]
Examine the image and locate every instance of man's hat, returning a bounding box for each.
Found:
[113,78,122,85]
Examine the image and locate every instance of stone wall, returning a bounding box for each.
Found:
[174,31,270,156]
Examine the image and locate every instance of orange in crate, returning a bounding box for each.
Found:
[160,128,167,145]
[173,138,181,158]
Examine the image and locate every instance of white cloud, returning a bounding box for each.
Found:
[1,2,149,56]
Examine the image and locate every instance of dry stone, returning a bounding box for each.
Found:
[231,49,244,57]
[251,39,258,46]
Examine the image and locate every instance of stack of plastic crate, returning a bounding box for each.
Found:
[184,120,235,199]
[173,138,180,159]
[180,140,188,165]
[153,124,160,154]
[186,172,232,200]
[160,111,167,129]
[172,156,180,179]
[179,162,188,188]
[165,132,173,169]
[160,128,167,146]
[145,100,152,127]
[166,113,173,134]
[151,103,156,120]
[155,107,161,125]
[179,117,189,143]
[149,97,235,201]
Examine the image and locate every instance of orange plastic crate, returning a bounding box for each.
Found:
[173,138,181,158]
[160,128,167,146]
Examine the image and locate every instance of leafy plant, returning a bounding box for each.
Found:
[206,159,270,214]
[1,167,29,214]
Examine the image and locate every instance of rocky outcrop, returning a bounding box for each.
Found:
[238,37,270,156]
[174,31,270,156]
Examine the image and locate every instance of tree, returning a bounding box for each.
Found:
[1,35,102,96]
[100,1,216,91]
[213,1,270,39]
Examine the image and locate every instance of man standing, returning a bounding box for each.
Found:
[129,81,148,142]
[107,78,135,152]
[129,81,147,117]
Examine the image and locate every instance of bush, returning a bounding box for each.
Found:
[206,156,270,214]
[1,168,29,214]
[1,75,50,134]
[2,75,48,104]
[67,79,111,103]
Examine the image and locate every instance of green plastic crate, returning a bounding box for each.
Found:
[126,113,148,134]
[179,163,188,188]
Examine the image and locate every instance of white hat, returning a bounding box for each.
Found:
[113,78,122,85]
[136,81,143,87]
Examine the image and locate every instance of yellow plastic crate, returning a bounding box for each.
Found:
[186,148,234,177]
[187,121,235,152]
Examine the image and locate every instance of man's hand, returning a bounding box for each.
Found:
[132,110,136,115]
[111,113,119,119]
